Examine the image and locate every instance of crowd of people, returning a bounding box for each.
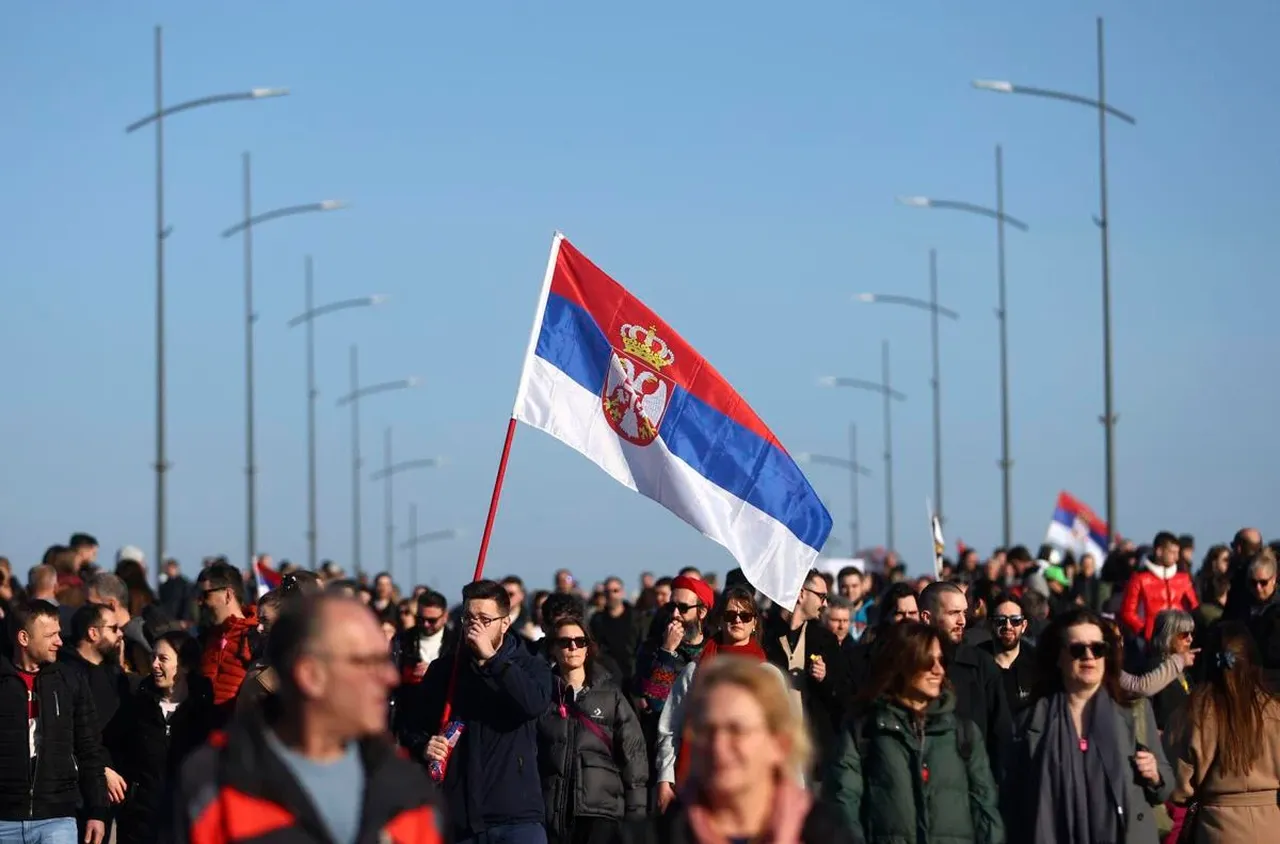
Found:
[1,526,1279,843]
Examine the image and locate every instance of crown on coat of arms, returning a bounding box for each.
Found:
[620,323,675,370]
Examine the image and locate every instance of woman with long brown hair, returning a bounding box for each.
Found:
[654,585,767,810]
[1005,607,1173,843]
[1166,621,1280,843]
[826,622,1004,842]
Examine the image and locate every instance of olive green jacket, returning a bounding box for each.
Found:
[824,691,1005,844]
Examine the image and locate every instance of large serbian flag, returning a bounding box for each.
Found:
[1044,491,1110,562]
[512,234,831,608]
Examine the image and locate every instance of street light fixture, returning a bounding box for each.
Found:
[973,16,1135,546]
[897,147,1029,548]
[221,153,347,569]
[336,347,419,578]
[286,256,384,570]
[401,505,459,588]
[855,249,959,526]
[797,422,873,551]
[370,428,443,576]
[819,341,906,550]
[124,24,287,583]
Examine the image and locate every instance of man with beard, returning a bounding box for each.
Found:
[919,581,1011,779]
[632,575,710,719]
[416,580,552,844]
[976,593,1036,713]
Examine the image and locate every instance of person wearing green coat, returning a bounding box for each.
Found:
[824,622,1005,844]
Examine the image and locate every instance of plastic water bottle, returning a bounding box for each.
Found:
[428,720,465,783]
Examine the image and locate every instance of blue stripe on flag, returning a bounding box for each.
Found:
[535,292,829,552]
[535,293,611,394]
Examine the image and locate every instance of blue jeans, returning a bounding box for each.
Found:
[0,818,79,844]
[457,823,548,844]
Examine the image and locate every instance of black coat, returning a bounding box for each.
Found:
[762,616,850,772]
[976,639,1038,714]
[0,657,109,822]
[611,799,857,844]
[109,676,214,844]
[589,605,642,682]
[537,668,648,838]
[57,649,131,766]
[408,632,554,842]
[944,642,1013,781]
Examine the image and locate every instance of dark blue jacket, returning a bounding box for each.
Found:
[411,632,553,841]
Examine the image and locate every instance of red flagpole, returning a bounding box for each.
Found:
[438,416,519,728]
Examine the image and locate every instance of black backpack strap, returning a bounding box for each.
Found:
[956,717,974,762]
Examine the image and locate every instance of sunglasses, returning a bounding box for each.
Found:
[555,636,588,650]
[419,614,445,626]
[1253,579,1274,588]
[1067,641,1108,661]
[803,587,829,604]
[673,601,701,614]
[723,610,756,624]
[991,615,1025,628]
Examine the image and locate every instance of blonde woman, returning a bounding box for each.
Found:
[613,655,855,844]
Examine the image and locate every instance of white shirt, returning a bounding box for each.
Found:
[417,628,446,667]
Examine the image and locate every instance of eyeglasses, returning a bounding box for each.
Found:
[555,636,588,650]
[673,601,701,615]
[419,614,445,626]
[462,613,501,628]
[313,652,394,670]
[803,587,829,604]
[1067,641,1108,661]
[94,624,121,634]
[723,610,756,624]
[1253,579,1274,589]
[991,615,1025,628]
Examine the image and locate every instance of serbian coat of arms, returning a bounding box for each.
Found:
[602,323,675,446]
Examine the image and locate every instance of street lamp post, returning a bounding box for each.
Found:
[973,16,1135,545]
[819,341,907,550]
[286,257,383,570]
[221,154,346,568]
[369,428,442,577]
[125,25,287,583]
[336,347,419,578]
[798,421,873,552]
[400,517,460,589]
[856,248,960,525]
[898,152,1029,547]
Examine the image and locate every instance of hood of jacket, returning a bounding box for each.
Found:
[1142,557,1179,580]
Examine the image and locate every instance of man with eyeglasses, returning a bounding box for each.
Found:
[977,593,1037,713]
[169,594,444,843]
[411,580,552,844]
[395,590,455,686]
[762,569,849,779]
[194,562,258,722]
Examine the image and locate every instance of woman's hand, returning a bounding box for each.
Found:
[656,782,676,812]
[1134,749,1161,786]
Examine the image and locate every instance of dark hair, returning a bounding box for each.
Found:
[70,603,112,644]
[1178,534,1195,550]
[654,576,674,590]
[154,629,203,675]
[859,622,947,706]
[677,566,701,579]
[918,581,964,620]
[461,580,510,617]
[197,563,245,602]
[988,592,1026,617]
[68,533,98,550]
[549,616,598,670]
[540,592,585,629]
[9,598,60,641]
[501,575,525,590]
[279,570,322,602]
[1031,607,1129,706]
[416,590,448,612]
[1182,622,1265,777]
[1153,531,1179,551]
[709,585,761,645]
[836,566,863,583]
[1006,545,1033,565]
[874,583,918,629]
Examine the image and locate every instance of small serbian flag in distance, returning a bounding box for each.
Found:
[1044,491,1110,562]
[512,234,832,609]
[255,557,282,596]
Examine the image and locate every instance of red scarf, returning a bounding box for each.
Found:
[684,776,811,844]
[674,638,768,785]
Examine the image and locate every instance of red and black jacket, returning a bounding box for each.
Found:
[163,701,444,843]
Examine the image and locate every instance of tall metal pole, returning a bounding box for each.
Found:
[384,427,394,575]
[882,341,895,551]
[1097,16,1117,546]
[848,422,860,553]
[929,248,944,526]
[153,26,167,583]
[408,503,419,588]
[304,257,318,569]
[242,151,257,568]
[996,144,1012,548]
[350,345,362,576]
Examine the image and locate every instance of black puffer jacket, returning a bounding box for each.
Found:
[537,667,648,839]
[109,676,214,844]
[0,657,109,822]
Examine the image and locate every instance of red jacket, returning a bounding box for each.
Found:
[1120,561,1199,640]
[201,609,259,706]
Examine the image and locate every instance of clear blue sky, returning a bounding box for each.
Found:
[3,2,1277,600]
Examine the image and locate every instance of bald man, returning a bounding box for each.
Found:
[168,596,443,843]
[1227,527,1267,621]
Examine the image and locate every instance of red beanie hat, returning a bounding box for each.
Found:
[671,574,715,608]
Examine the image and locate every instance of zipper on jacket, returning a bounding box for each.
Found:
[54,691,60,718]
[28,674,40,819]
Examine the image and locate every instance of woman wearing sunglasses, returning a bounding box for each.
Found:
[653,586,767,812]
[1004,608,1174,843]
[538,618,648,844]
